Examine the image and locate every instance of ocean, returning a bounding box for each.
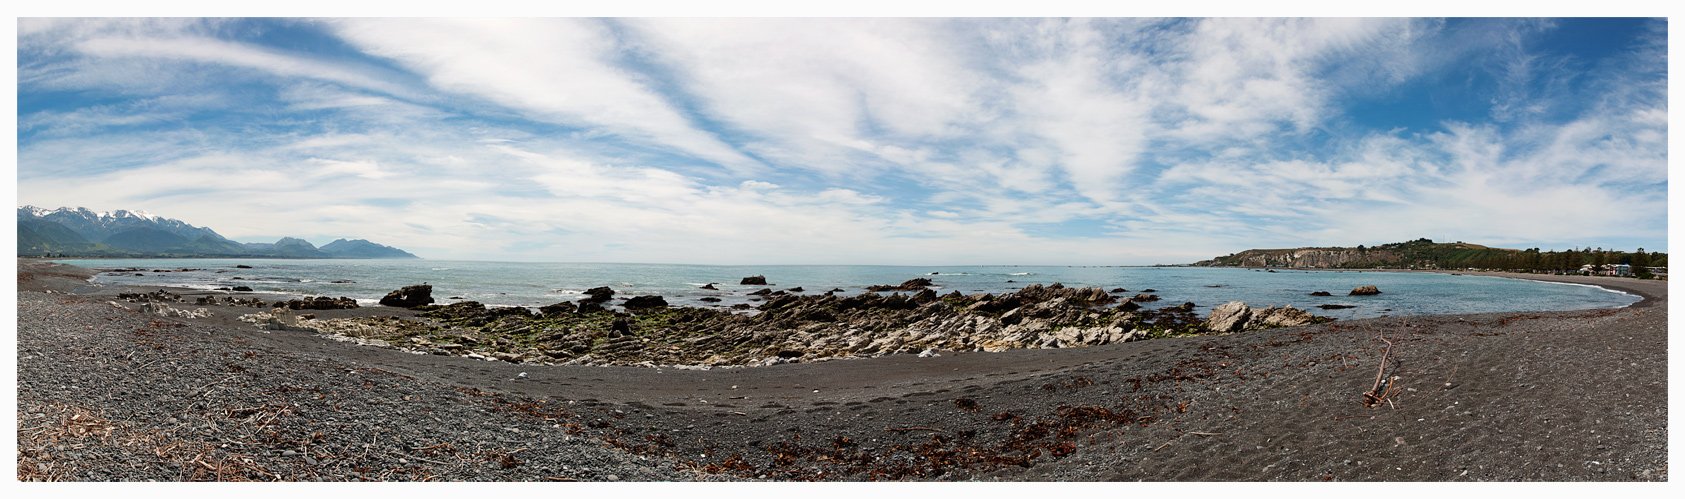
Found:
[56,259,1641,320]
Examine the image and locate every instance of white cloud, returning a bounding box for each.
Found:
[325,18,760,173]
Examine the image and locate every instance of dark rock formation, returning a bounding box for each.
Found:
[1308,291,1333,296]
[624,295,669,309]
[1131,293,1161,302]
[748,288,772,296]
[1349,285,1381,296]
[740,276,767,285]
[700,283,718,290]
[699,297,722,302]
[231,286,253,292]
[539,302,577,316]
[282,296,359,310]
[1110,288,1127,293]
[1317,304,1356,309]
[867,278,933,292]
[582,286,615,303]
[379,285,434,308]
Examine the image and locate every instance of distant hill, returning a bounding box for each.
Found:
[1193,238,1520,269]
[17,206,420,259]
[321,238,419,259]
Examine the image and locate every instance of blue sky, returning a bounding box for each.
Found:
[13,17,1670,264]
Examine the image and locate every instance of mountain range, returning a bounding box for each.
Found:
[17,206,419,259]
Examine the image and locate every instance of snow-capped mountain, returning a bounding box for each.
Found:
[17,205,419,259]
[17,206,228,244]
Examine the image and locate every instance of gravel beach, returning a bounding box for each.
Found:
[15,259,1668,481]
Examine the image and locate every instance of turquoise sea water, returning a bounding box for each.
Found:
[57,259,1640,321]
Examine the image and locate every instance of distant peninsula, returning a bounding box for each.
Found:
[1194,238,1665,275]
[16,206,418,259]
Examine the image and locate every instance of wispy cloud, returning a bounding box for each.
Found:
[16,17,1668,264]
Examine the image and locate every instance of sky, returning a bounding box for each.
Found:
[12,16,1671,265]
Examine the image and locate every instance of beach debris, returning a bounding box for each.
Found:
[1362,328,1402,408]
[379,284,435,308]
[1349,285,1382,296]
[740,275,768,285]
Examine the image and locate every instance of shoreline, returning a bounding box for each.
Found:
[16,259,1668,481]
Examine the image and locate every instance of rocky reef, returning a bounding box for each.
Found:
[290,283,1331,368]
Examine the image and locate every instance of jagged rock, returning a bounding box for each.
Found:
[748,288,772,296]
[624,295,669,309]
[577,301,607,314]
[700,283,718,290]
[1309,291,1333,296]
[492,352,524,363]
[786,287,804,293]
[1349,285,1381,296]
[1250,306,1317,327]
[1117,299,1141,311]
[1132,293,1161,302]
[1207,301,1252,333]
[740,276,768,285]
[138,302,213,319]
[610,318,632,335]
[380,285,435,308]
[911,288,938,304]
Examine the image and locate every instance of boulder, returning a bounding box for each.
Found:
[1349,285,1381,296]
[232,286,253,292]
[379,285,435,308]
[1206,301,1252,333]
[539,301,578,316]
[624,295,669,309]
[583,286,616,303]
[1308,291,1332,296]
[1131,293,1161,302]
[1110,288,1127,293]
[740,276,768,285]
[748,288,772,296]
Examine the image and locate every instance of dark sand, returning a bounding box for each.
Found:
[15,260,1668,481]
